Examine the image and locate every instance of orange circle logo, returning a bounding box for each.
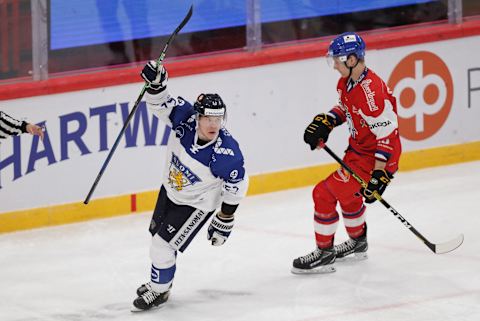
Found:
[388,51,453,141]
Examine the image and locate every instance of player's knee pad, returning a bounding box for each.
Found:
[312,181,336,213]
[339,195,364,214]
[150,234,177,268]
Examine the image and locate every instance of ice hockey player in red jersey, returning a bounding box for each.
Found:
[292,32,402,274]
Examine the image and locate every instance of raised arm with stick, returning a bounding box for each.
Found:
[84,5,193,204]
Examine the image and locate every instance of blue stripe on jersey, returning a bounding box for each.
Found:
[375,149,391,160]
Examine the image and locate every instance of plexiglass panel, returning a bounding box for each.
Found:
[261,0,448,45]
[0,0,33,82]
[464,0,480,17]
[1,0,478,82]
[48,0,246,73]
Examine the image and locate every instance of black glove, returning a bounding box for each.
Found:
[141,60,168,94]
[303,114,336,150]
[361,169,392,204]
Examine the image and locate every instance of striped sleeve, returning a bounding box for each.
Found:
[358,99,398,162]
[328,107,345,126]
[0,111,28,139]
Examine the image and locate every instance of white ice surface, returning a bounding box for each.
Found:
[1,161,479,321]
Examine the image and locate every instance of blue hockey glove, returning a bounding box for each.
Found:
[141,60,168,94]
[207,212,234,246]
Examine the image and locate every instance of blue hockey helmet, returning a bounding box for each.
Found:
[327,32,366,62]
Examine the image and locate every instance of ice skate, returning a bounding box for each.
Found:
[291,247,336,274]
[131,289,170,312]
[136,282,152,296]
[334,234,368,262]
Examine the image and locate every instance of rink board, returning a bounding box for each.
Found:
[1,27,480,232]
[0,141,478,233]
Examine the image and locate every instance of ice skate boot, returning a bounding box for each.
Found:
[131,288,170,312]
[334,234,368,262]
[291,247,336,274]
[136,282,152,296]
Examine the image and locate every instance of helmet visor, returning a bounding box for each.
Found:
[326,55,347,68]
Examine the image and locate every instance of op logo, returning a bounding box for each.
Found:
[168,154,201,191]
[388,51,453,141]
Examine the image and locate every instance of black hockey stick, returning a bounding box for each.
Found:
[322,144,464,254]
[84,5,193,205]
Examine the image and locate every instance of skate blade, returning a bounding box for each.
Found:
[336,252,368,263]
[130,303,166,313]
[291,264,336,274]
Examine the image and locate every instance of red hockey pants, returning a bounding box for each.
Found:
[312,150,374,248]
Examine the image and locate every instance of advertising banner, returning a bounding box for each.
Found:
[1,35,479,213]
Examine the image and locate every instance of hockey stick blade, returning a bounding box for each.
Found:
[431,234,464,254]
[157,4,193,63]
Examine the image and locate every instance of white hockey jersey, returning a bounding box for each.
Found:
[145,90,248,213]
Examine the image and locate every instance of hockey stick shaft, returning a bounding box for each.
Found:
[84,5,193,205]
[322,145,463,254]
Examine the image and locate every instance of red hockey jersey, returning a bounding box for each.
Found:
[329,68,401,173]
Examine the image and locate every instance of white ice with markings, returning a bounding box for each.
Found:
[0,161,479,321]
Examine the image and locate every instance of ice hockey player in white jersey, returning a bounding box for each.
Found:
[132,61,249,312]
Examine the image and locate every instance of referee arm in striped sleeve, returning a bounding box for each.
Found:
[0,111,44,140]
